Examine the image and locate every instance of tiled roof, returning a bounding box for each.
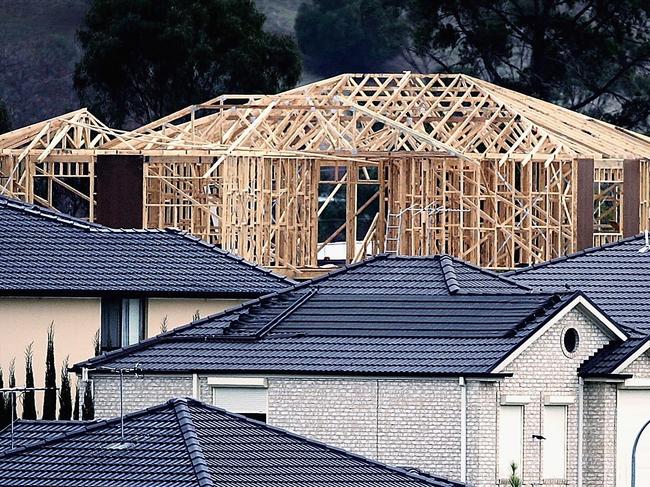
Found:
[0,420,97,451]
[310,253,531,295]
[509,235,650,373]
[0,196,293,296]
[75,286,580,376]
[0,398,466,487]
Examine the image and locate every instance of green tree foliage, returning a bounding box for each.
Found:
[75,0,302,127]
[404,0,650,131]
[508,462,521,487]
[0,99,10,134]
[42,323,57,420]
[295,0,407,77]
[22,344,37,420]
[81,381,94,420]
[58,357,73,421]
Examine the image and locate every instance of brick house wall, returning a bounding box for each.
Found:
[87,307,635,487]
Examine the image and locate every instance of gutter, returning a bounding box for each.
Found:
[459,376,467,482]
[577,377,584,487]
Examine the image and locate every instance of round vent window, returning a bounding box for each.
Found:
[562,327,580,356]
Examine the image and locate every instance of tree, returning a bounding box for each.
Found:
[42,323,57,420]
[58,357,73,421]
[403,0,650,131]
[8,359,16,422]
[81,381,94,420]
[22,344,37,420]
[295,0,408,77]
[75,0,302,127]
[93,329,100,357]
[0,99,10,134]
[0,369,7,429]
[73,380,80,421]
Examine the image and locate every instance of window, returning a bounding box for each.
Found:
[543,405,567,480]
[562,327,579,355]
[101,298,147,351]
[212,386,268,422]
[498,405,524,480]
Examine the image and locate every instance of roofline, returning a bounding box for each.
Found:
[0,194,294,287]
[612,335,650,374]
[0,289,282,299]
[491,292,628,374]
[83,368,514,380]
[507,233,647,277]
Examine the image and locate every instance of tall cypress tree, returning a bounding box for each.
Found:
[42,323,57,420]
[8,359,17,422]
[81,381,94,420]
[73,380,80,421]
[22,344,37,420]
[0,368,7,429]
[58,357,72,421]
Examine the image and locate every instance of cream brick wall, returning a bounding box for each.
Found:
[88,307,625,487]
[495,309,612,487]
[91,375,193,418]
[583,382,617,486]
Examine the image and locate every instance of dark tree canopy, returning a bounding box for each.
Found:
[22,344,37,420]
[404,0,650,131]
[42,323,57,420]
[0,99,10,134]
[75,0,302,127]
[0,369,7,429]
[8,359,16,422]
[295,0,407,77]
[58,357,73,421]
[73,380,80,421]
[81,381,94,420]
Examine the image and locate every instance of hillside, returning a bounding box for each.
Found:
[0,0,305,129]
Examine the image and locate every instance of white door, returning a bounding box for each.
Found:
[617,389,650,487]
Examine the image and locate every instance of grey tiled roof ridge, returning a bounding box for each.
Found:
[309,252,533,293]
[507,233,647,277]
[73,286,576,373]
[0,194,294,286]
[0,397,467,486]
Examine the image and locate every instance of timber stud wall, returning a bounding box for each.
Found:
[142,153,579,271]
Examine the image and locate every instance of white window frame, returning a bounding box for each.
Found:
[543,405,568,481]
[498,404,524,481]
[208,377,268,418]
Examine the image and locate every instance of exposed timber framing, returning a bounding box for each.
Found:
[1,73,649,274]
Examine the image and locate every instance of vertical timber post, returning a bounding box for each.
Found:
[95,155,144,228]
[576,158,594,251]
[623,158,641,237]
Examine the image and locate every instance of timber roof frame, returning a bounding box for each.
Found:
[105,73,650,167]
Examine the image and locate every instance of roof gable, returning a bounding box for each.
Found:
[0,195,293,296]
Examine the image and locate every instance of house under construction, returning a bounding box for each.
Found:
[1,73,649,276]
